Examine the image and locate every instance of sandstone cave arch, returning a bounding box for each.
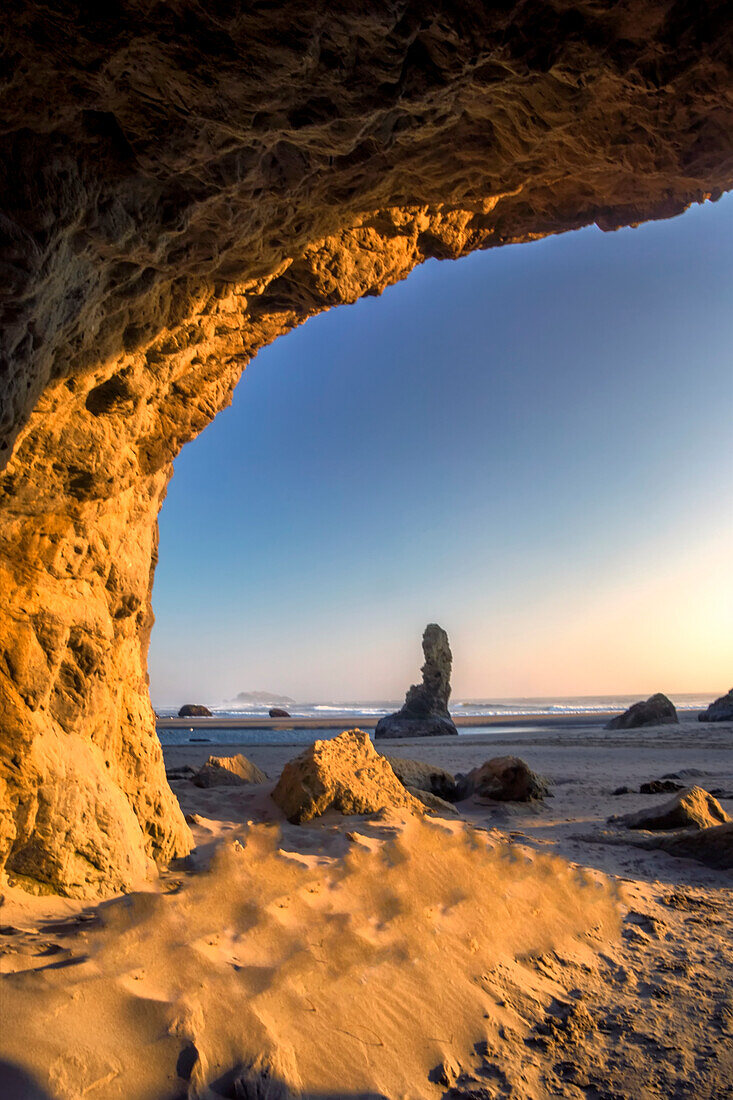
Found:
[1,1,732,896]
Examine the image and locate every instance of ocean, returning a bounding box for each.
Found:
[155,693,715,747]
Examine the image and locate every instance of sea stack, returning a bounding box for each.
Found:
[375,624,458,738]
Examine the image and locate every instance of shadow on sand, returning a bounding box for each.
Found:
[0,1061,54,1100]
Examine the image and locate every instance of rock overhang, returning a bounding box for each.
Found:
[0,0,732,895]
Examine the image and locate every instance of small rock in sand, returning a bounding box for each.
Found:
[271,729,425,824]
[456,756,549,802]
[605,693,678,729]
[610,786,730,831]
[639,779,684,794]
[698,688,733,723]
[166,765,198,781]
[192,754,268,788]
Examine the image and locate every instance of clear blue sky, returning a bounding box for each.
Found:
[149,194,733,706]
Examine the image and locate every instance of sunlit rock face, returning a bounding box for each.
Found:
[1,2,732,895]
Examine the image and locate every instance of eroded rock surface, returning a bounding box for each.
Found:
[271,729,424,823]
[1,3,732,893]
[375,624,458,738]
[605,693,678,730]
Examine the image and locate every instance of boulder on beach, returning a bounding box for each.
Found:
[192,754,268,788]
[610,786,730,831]
[698,688,733,723]
[271,729,425,823]
[268,707,291,718]
[456,755,549,802]
[381,754,457,802]
[178,703,213,718]
[375,623,458,739]
[605,693,678,730]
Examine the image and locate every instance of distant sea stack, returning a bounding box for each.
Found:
[178,704,213,718]
[698,689,733,723]
[605,693,678,730]
[375,624,458,739]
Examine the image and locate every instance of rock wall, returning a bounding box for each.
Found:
[1,1,732,894]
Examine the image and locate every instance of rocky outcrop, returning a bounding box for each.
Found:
[381,755,457,802]
[178,704,213,718]
[698,689,733,723]
[192,754,267,788]
[610,786,730,831]
[271,730,424,824]
[456,756,549,802]
[375,624,458,738]
[268,707,291,718]
[1,4,732,895]
[605,694,678,730]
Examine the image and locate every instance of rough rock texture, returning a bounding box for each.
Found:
[698,688,733,723]
[605,693,679,730]
[457,756,549,802]
[192,754,267,789]
[381,754,457,801]
[610,786,731,831]
[178,704,213,718]
[1,3,732,894]
[375,624,458,738]
[271,729,424,824]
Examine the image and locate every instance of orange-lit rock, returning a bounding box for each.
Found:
[272,730,424,823]
[1,2,732,894]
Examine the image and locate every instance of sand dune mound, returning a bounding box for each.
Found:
[271,729,425,823]
[0,816,618,1099]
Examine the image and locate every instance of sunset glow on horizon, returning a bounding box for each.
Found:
[149,194,733,706]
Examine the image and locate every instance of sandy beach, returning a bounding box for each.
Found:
[1,716,731,1099]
